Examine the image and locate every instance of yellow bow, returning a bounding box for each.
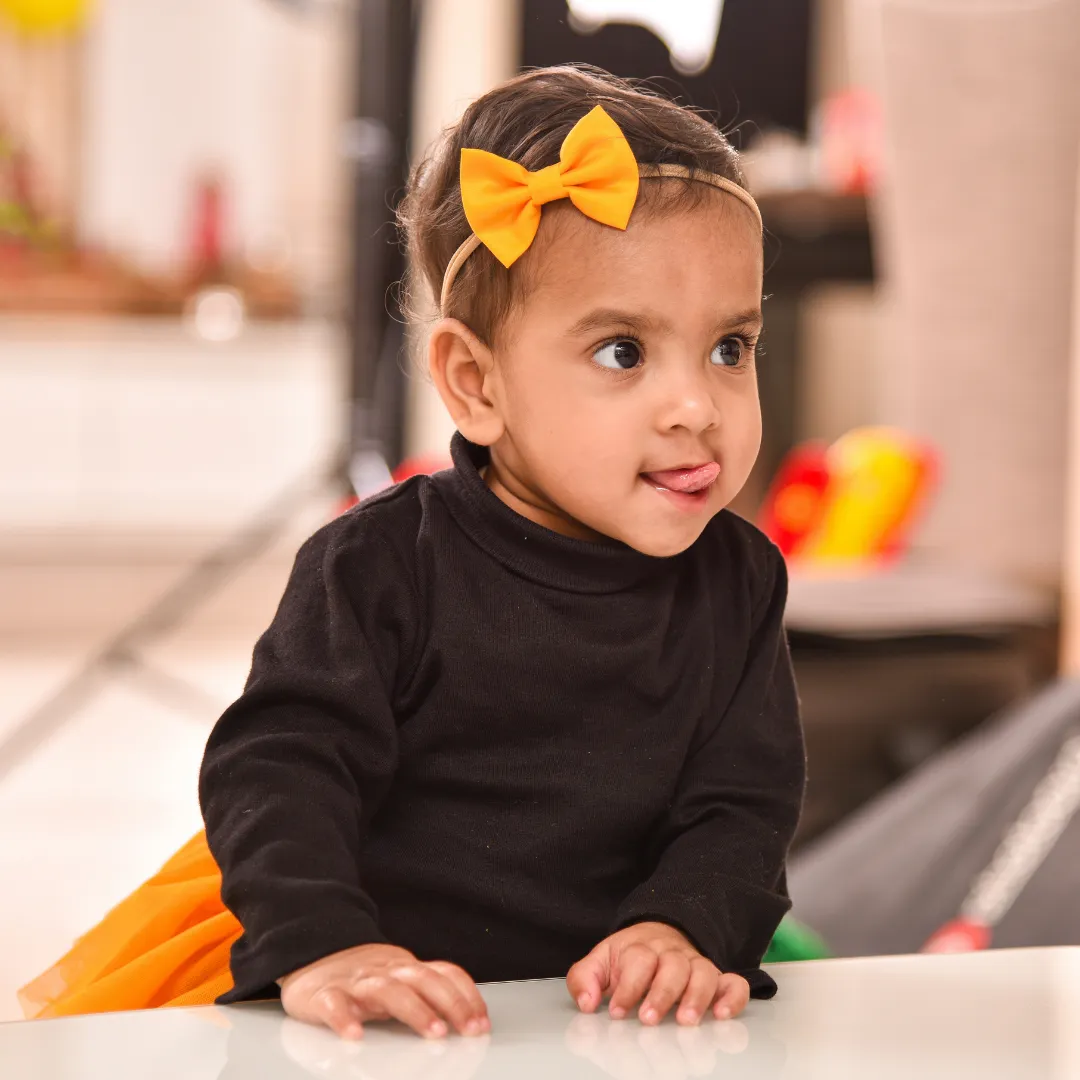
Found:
[459,105,640,269]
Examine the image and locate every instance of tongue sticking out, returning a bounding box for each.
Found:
[644,462,721,494]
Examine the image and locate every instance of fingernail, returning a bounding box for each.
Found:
[641,1007,658,1025]
[680,1008,699,1025]
[480,1016,491,1032]
[717,1006,731,1020]
[577,994,591,1011]
[609,1005,626,1020]
[464,1018,483,1036]
[345,1023,364,1040]
[428,1020,448,1038]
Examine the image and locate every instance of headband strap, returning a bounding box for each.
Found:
[439,164,762,315]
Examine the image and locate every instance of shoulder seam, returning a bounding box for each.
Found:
[362,512,427,694]
[318,481,427,691]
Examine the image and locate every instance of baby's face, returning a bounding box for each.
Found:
[487,192,764,557]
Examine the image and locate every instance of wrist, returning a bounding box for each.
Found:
[627,919,690,938]
[279,942,414,990]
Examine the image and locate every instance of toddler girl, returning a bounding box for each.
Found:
[22,66,804,1040]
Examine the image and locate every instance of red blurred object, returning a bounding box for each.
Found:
[335,454,452,518]
[392,455,451,483]
[189,175,226,283]
[757,443,832,557]
[921,918,992,954]
[818,88,882,196]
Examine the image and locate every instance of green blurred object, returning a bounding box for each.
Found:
[764,916,830,962]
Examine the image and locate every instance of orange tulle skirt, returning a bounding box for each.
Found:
[19,831,241,1019]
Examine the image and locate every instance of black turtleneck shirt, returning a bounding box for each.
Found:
[200,435,805,1003]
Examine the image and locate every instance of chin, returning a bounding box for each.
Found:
[623,524,708,558]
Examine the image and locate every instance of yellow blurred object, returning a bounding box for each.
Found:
[801,427,935,565]
[0,0,89,34]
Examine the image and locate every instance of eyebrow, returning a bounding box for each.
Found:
[566,308,671,337]
[719,309,765,333]
[566,307,764,338]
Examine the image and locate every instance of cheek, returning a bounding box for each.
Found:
[542,412,634,479]
[524,398,641,501]
[513,384,595,451]
[499,350,569,420]
[502,356,628,452]
[721,386,763,471]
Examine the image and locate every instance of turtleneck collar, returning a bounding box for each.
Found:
[432,433,665,595]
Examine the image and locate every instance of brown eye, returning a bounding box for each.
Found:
[594,339,642,370]
[710,337,745,367]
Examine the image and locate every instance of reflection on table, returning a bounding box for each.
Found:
[2,949,1078,1079]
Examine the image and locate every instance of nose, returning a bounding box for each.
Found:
[653,363,722,436]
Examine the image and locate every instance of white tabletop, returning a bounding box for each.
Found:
[2,948,1078,1079]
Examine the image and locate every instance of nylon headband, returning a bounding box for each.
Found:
[438,164,762,316]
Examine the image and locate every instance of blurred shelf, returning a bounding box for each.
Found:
[750,189,875,505]
[759,189,874,287]
[786,560,1059,848]
[786,562,1056,639]
[0,248,299,318]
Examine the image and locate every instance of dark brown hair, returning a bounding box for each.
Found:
[398,65,748,344]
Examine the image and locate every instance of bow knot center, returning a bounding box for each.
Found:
[527,163,567,208]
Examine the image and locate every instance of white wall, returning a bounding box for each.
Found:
[404,0,522,460]
[1061,164,1080,672]
[79,0,350,296]
[852,0,1080,586]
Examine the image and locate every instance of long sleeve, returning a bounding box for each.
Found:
[199,514,418,1001]
[613,541,805,998]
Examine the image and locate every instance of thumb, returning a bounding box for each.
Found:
[566,942,612,1014]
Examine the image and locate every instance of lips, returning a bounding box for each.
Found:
[642,462,721,494]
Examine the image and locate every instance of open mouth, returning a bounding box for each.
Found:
[641,462,721,509]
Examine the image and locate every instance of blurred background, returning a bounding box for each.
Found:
[2,0,1080,1020]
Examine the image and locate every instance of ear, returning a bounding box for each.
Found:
[428,318,505,446]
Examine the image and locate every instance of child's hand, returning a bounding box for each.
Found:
[566,922,750,1027]
[279,943,490,1040]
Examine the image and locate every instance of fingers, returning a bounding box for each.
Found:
[567,948,609,1014]
[608,943,659,1019]
[352,976,448,1039]
[378,964,475,1036]
[675,957,721,1026]
[712,973,751,1020]
[423,963,492,1036]
[306,986,365,1040]
[278,945,494,1042]
[638,949,692,1025]
[568,931,751,1030]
